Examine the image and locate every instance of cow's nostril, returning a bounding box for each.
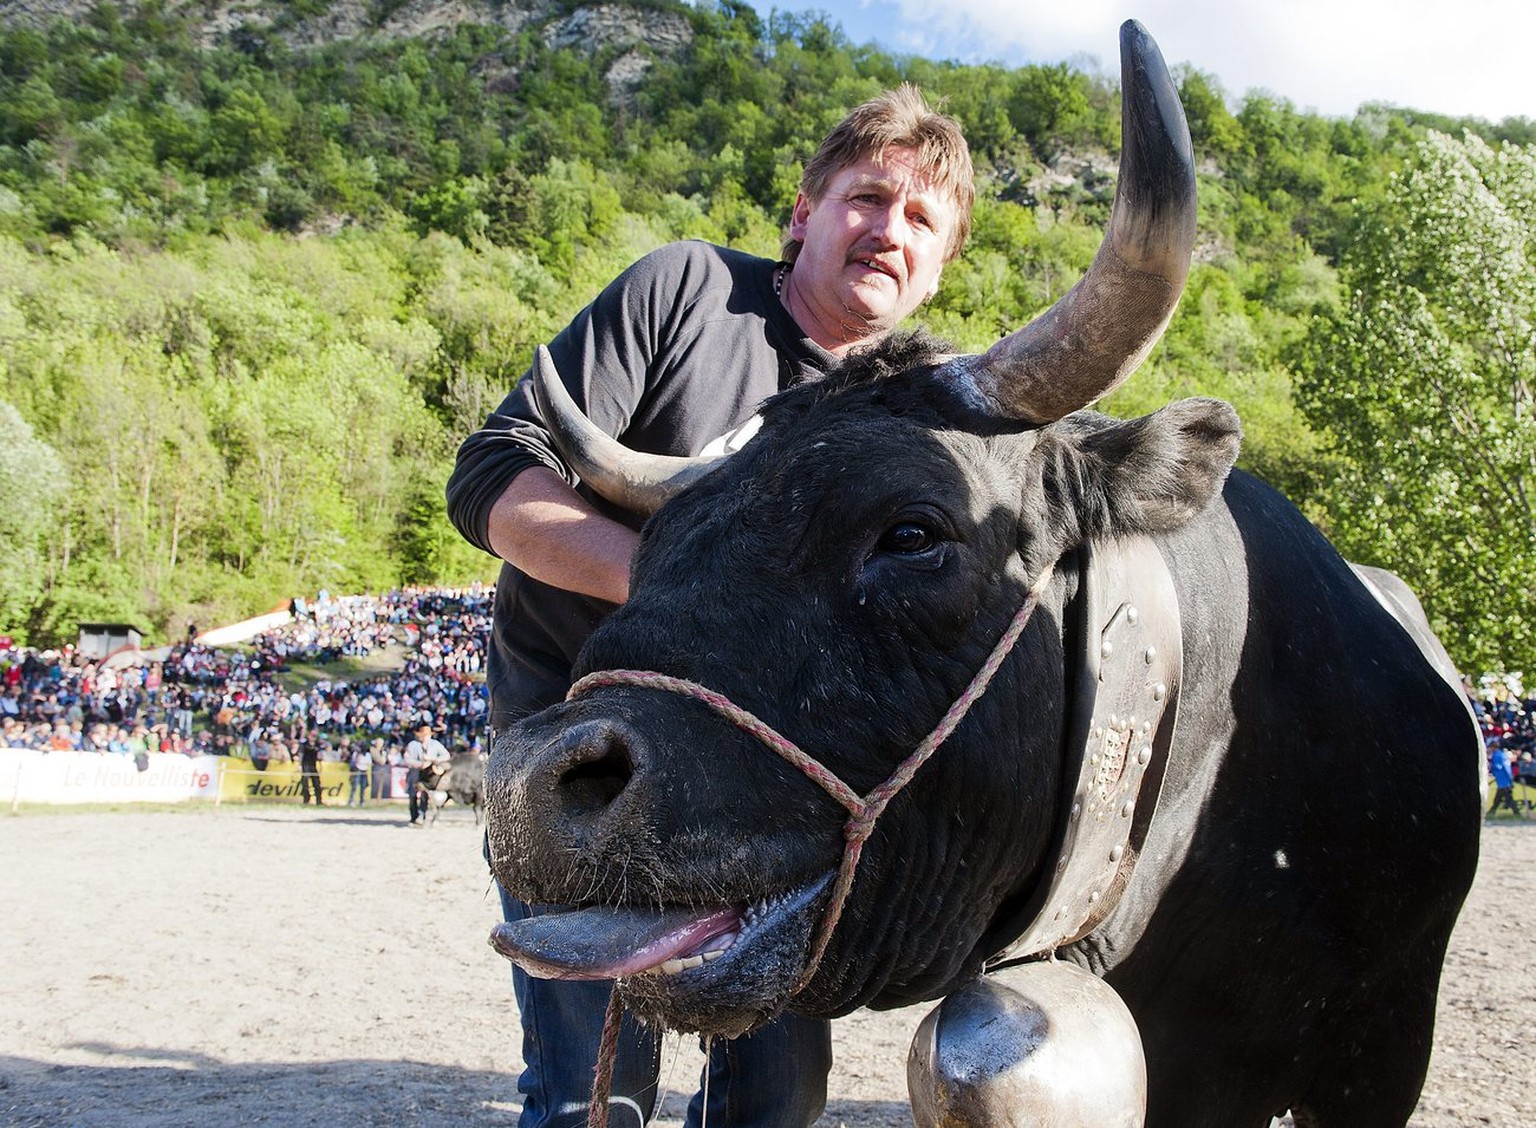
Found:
[557,739,634,815]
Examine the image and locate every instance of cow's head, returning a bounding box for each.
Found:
[485,22,1242,1037]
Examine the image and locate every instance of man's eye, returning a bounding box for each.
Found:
[910,213,933,230]
[877,522,936,554]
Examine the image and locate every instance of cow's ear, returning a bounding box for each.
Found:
[1030,397,1241,554]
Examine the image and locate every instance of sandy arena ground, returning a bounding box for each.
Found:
[1,805,1532,1127]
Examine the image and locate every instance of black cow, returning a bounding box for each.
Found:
[484,22,1481,1128]
[419,751,486,826]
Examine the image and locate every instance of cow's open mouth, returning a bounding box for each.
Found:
[488,873,831,980]
[488,874,833,1033]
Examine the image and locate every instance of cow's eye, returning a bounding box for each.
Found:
[877,521,936,555]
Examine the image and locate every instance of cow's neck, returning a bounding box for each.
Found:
[987,533,1184,966]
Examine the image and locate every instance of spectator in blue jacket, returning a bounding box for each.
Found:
[1487,739,1525,819]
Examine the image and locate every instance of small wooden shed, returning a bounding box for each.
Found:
[77,623,149,660]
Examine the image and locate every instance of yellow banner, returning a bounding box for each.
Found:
[219,758,354,803]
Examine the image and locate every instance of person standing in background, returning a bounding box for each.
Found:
[404,722,449,824]
[369,736,390,800]
[347,739,372,807]
[298,730,325,807]
[1488,739,1526,819]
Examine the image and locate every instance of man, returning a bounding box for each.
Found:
[1488,739,1525,819]
[346,737,372,808]
[298,731,325,806]
[172,685,194,739]
[447,85,974,1127]
[368,735,390,800]
[405,722,450,824]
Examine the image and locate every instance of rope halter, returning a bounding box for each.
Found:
[565,564,1056,1126]
[569,562,1055,990]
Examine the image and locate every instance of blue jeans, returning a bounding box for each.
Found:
[499,886,831,1127]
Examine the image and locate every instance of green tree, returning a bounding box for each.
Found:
[1008,63,1097,157]
[0,399,66,640]
[1176,67,1241,160]
[203,85,285,175]
[0,3,1478,646]
[1296,131,1536,673]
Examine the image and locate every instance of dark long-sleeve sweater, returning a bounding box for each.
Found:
[446,240,834,726]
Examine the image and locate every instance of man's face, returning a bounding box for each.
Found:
[787,145,956,346]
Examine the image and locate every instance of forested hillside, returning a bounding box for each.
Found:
[0,0,1531,671]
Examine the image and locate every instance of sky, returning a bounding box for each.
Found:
[741,0,1535,122]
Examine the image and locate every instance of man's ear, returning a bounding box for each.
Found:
[789,193,812,242]
[926,266,942,300]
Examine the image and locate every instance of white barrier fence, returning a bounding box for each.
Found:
[2,748,222,805]
[0,749,420,808]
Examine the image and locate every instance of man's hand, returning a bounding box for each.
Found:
[486,467,639,605]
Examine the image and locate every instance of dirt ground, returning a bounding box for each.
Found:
[1,806,1531,1127]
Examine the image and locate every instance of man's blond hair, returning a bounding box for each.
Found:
[782,84,974,265]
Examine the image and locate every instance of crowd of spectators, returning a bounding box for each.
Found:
[1470,672,1535,792]
[9,596,1532,799]
[0,587,492,768]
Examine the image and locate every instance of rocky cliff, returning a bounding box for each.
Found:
[0,0,694,97]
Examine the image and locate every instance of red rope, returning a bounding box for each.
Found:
[586,986,625,1128]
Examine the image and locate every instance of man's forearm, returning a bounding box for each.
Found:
[485,466,638,605]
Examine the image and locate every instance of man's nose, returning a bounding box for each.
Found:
[864,203,906,247]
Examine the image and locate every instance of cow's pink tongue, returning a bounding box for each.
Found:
[489,905,741,981]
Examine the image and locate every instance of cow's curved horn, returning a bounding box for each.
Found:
[530,346,726,516]
[957,20,1196,423]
